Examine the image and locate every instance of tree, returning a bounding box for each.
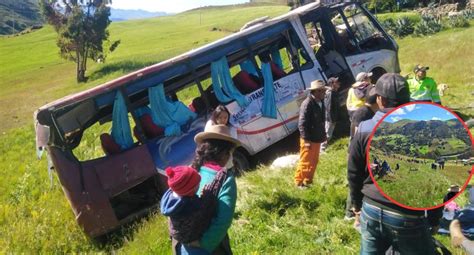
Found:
[40,0,120,82]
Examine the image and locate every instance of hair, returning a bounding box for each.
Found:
[192,139,235,170]
[210,105,231,125]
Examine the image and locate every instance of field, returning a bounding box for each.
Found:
[370,150,471,208]
[0,4,473,254]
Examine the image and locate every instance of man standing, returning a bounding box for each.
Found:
[407,64,441,104]
[295,80,327,188]
[347,72,372,137]
[348,73,442,254]
[321,77,341,152]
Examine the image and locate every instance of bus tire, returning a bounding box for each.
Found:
[370,67,387,83]
[233,149,250,176]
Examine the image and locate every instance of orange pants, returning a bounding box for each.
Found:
[294,138,321,186]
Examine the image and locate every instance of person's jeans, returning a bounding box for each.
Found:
[360,202,436,255]
[321,121,336,151]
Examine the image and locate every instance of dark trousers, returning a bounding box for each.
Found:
[172,234,232,255]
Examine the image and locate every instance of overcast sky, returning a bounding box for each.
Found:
[111,0,250,13]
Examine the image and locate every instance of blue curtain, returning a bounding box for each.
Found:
[261,62,277,119]
[149,84,174,128]
[111,91,134,150]
[239,59,259,77]
[148,84,197,137]
[271,49,284,70]
[211,57,249,107]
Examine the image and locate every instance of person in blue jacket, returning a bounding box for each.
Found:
[171,124,240,255]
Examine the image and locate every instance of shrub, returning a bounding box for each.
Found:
[461,9,474,20]
[414,14,442,36]
[446,14,470,28]
[394,17,415,37]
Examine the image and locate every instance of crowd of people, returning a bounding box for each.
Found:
[157,64,467,254]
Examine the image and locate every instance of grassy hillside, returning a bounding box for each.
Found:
[0,5,473,254]
[0,0,42,35]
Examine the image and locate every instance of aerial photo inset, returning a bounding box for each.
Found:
[369,103,474,209]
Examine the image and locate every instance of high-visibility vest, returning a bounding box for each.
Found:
[346,88,365,111]
[407,77,441,103]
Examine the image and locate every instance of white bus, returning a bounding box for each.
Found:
[34,1,399,238]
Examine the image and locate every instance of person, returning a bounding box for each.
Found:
[450,186,474,254]
[347,73,443,254]
[407,65,441,104]
[294,80,327,188]
[347,72,372,137]
[321,77,341,152]
[161,165,224,255]
[205,105,238,139]
[352,85,378,135]
[171,124,240,255]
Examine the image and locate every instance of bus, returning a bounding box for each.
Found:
[34,2,400,238]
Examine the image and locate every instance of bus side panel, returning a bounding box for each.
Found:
[48,147,118,237]
[345,49,398,77]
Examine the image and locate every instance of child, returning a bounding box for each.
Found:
[205,105,237,139]
[160,165,227,255]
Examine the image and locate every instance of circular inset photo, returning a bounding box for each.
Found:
[368,102,474,209]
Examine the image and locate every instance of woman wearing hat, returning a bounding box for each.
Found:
[172,124,240,255]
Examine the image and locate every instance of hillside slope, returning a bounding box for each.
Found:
[0,0,42,35]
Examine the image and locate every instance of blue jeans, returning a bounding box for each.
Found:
[360,202,436,255]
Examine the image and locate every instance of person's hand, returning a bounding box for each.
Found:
[450,220,465,247]
[304,141,311,148]
[353,210,361,229]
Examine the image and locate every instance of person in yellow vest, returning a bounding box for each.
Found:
[407,65,441,104]
[347,72,372,137]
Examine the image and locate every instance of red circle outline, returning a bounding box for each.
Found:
[365,101,474,211]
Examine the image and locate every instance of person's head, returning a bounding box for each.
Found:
[356,72,373,83]
[307,80,327,101]
[211,105,231,125]
[165,166,201,197]
[327,77,340,91]
[193,125,241,169]
[413,64,429,80]
[375,73,410,110]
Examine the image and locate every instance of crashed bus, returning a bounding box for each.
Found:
[34,2,400,238]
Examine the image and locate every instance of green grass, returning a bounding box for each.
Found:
[0,6,473,254]
[372,151,471,208]
[376,11,421,24]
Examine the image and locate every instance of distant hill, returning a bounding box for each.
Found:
[0,0,42,35]
[110,9,170,21]
[373,119,471,158]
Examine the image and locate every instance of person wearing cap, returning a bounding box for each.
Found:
[407,65,441,104]
[347,72,373,138]
[321,76,341,152]
[169,124,240,255]
[347,73,443,254]
[295,80,327,188]
[352,85,378,135]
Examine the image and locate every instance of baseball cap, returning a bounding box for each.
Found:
[356,72,373,82]
[375,73,410,104]
[413,64,429,73]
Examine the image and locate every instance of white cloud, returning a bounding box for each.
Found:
[391,108,406,116]
[391,116,402,122]
[404,104,416,112]
[432,117,441,120]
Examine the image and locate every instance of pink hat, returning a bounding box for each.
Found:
[165,166,201,197]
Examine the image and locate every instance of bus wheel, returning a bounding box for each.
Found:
[233,149,250,176]
[370,67,387,83]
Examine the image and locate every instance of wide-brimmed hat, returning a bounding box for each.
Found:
[356,72,373,82]
[447,184,460,193]
[194,124,241,146]
[306,80,327,91]
[414,64,429,73]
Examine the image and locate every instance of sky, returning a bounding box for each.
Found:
[383,104,457,123]
[111,0,250,13]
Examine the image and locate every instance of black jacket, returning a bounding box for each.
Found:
[324,89,339,123]
[347,110,442,226]
[298,94,326,143]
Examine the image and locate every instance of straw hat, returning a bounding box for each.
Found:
[194,124,241,146]
[306,80,327,91]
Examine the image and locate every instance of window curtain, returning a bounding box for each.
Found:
[148,84,197,136]
[270,48,284,70]
[261,62,277,119]
[111,91,134,150]
[239,59,259,77]
[211,57,249,107]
